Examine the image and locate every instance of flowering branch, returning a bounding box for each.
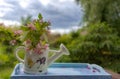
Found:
[11,13,51,54]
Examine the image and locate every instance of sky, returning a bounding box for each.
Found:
[0,0,83,33]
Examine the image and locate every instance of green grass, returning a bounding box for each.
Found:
[0,67,13,79]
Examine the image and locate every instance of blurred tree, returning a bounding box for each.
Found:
[0,25,19,67]
[69,23,120,64]
[76,0,120,36]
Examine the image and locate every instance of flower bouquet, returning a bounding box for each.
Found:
[12,13,69,74]
[11,13,50,54]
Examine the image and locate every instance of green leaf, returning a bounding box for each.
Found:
[20,31,29,41]
[38,13,43,19]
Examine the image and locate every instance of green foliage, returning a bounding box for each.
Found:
[0,26,20,53]
[0,53,9,65]
[0,67,13,79]
[76,0,120,36]
[74,0,120,66]
[75,0,120,66]
[20,13,50,48]
[0,26,13,43]
[51,34,71,47]
[85,23,119,54]
[21,15,32,26]
[51,23,120,66]
[0,25,21,70]
[69,23,120,63]
[38,13,43,19]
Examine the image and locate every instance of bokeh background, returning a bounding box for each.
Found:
[0,0,120,79]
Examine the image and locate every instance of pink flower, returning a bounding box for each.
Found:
[26,39,31,44]
[27,23,36,30]
[34,48,43,54]
[14,30,23,35]
[10,40,16,45]
[36,43,41,48]
[25,39,31,48]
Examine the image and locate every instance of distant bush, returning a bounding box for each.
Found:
[50,34,71,48]
[0,25,20,67]
[69,23,120,64]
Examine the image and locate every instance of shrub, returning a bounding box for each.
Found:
[69,23,120,64]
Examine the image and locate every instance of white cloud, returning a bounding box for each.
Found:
[51,25,81,34]
[59,0,74,2]
[0,7,13,16]
[0,19,20,26]
[0,0,83,31]
[0,0,13,6]
[38,0,51,6]
[19,0,30,8]
[51,28,70,34]
[0,0,14,17]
